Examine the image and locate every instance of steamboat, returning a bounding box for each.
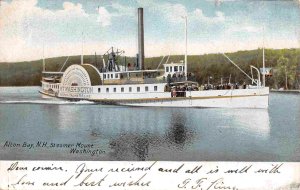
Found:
[40,8,269,108]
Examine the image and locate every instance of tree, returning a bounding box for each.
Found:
[276,56,296,89]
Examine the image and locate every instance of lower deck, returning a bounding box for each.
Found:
[40,83,269,108]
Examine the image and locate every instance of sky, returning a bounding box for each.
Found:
[0,0,300,62]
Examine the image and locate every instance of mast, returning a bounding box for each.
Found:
[42,43,45,72]
[81,32,84,65]
[94,52,97,67]
[183,16,188,81]
[262,0,266,87]
[262,26,266,87]
[42,8,46,72]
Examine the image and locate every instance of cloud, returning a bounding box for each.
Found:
[137,1,188,23]
[158,3,188,23]
[0,0,298,62]
[206,0,237,6]
[227,26,262,34]
[136,0,186,22]
[110,2,135,17]
[190,9,225,24]
[136,0,225,24]
[97,7,111,27]
[0,0,88,62]
[63,2,83,11]
[96,2,135,27]
[0,0,138,62]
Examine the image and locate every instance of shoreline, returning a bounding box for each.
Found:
[271,89,300,94]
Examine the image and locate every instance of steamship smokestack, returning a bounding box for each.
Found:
[138,8,144,70]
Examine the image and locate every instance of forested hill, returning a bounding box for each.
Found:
[0,48,299,89]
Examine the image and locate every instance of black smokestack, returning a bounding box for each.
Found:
[138,8,144,70]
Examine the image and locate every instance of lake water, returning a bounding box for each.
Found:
[0,87,299,161]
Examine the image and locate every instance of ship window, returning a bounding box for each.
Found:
[129,87,132,92]
[107,74,110,79]
[174,66,178,72]
[98,88,101,93]
[114,88,116,92]
[154,86,158,91]
[121,87,124,92]
[179,66,182,71]
[137,87,140,92]
[170,67,173,72]
[111,74,113,78]
[106,88,109,93]
[145,86,148,92]
[104,74,106,79]
[115,74,118,78]
[166,67,169,72]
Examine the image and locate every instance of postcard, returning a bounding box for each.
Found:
[0,0,299,189]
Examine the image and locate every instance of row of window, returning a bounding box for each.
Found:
[43,83,59,89]
[103,73,143,80]
[98,86,158,93]
[165,66,184,73]
[103,73,119,79]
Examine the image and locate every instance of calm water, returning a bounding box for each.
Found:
[0,87,299,161]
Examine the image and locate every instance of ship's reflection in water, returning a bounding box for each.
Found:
[167,112,188,145]
[107,110,194,160]
[45,104,272,160]
[109,133,150,161]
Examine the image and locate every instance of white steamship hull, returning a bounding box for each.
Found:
[116,90,269,108]
[40,83,269,109]
[92,88,269,109]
